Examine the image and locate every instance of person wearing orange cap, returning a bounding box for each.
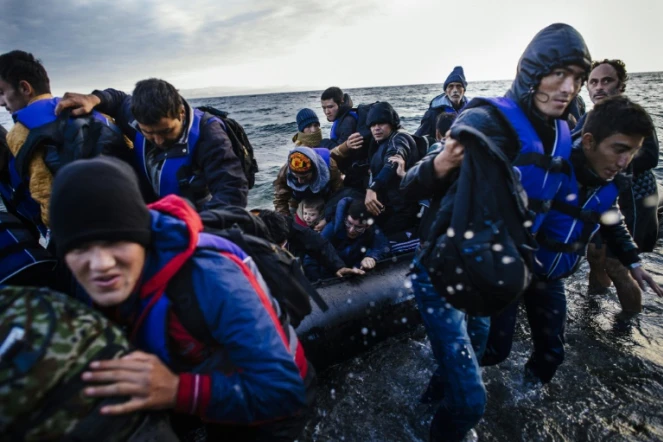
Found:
[273,146,343,231]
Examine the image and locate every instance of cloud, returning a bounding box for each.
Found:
[1,0,379,92]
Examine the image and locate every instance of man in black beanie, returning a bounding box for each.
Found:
[50,157,315,441]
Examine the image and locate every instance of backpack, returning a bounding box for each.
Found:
[416,125,537,316]
[182,207,328,328]
[197,106,259,189]
[0,286,144,441]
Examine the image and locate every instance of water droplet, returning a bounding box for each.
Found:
[501,256,516,265]
[447,227,455,238]
[446,286,456,295]
[600,210,621,225]
[427,307,434,314]
[361,327,368,335]
[455,266,463,274]
[369,301,376,307]
[330,388,336,399]
[523,220,533,228]
[346,298,353,304]
[455,283,464,291]
[360,247,367,253]
[371,330,377,337]
[492,243,504,252]
[367,218,375,226]
[643,194,658,208]
[445,303,452,309]
[404,279,413,289]
[566,193,577,202]
[464,230,474,239]
[498,280,504,286]
[401,317,408,324]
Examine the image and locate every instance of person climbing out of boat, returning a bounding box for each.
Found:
[578,59,661,313]
[402,23,594,442]
[54,78,249,211]
[295,197,325,228]
[304,198,389,281]
[483,95,663,388]
[292,108,323,148]
[254,208,364,280]
[415,66,470,145]
[49,156,316,442]
[272,145,344,228]
[0,50,131,237]
[360,102,421,237]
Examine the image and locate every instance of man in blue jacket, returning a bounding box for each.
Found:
[55,79,248,210]
[415,66,469,144]
[49,157,315,441]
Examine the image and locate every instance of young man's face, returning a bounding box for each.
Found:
[65,241,146,307]
[302,207,321,226]
[0,77,31,114]
[321,99,340,122]
[345,215,368,239]
[445,82,465,106]
[370,123,393,142]
[533,65,585,119]
[137,106,186,149]
[582,132,644,181]
[303,122,320,134]
[587,63,622,104]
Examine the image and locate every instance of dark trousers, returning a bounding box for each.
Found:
[481,278,567,384]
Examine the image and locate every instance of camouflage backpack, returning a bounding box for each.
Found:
[0,286,144,441]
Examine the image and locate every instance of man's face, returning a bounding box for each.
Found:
[303,122,320,134]
[137,106,185,149]
[291,170,314,185]
[445,82,465,106]
[345,215,368,239]
[0,78,31,114]
[302,207,321,226]
[371,123,393,142]
[65,241,146,307]
[587,63,622,104]
[582,132,644,181]
[533,65,585,119]
[321,99,340,122]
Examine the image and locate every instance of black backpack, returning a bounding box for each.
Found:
[416,125,537,316]
[197,106,259,189]
[179,207,328,329]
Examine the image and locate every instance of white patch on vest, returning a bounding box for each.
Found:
[0,326,25,358]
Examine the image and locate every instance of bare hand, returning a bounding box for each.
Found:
[433,134,465,178]
[365,189,384,217]
[82,351,179,415]
[55,92,101,116]
[388,155,406,178]
[336,267,365,278]
[346,132,364,150]
[314,219,327,232]
[630,266,663,297]
[360,257,376,270]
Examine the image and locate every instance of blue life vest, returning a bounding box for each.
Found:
[330,111,358,141]
[534,172,619,280]
[0,211,55,283]
[133,109,221,198]
[132,233,256,365]
[474,97,573,234]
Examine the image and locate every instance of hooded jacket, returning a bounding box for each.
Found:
[272,146,343,216]
[88,195,312,424]
[304,197,389,280]
[321,93,358,149]
[415,94,469,141]
[402,23,591,242]
[92,88,248,210]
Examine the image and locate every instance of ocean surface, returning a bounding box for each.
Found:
[2,74,663,441]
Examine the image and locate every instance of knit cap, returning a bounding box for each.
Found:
[296,108,320,132]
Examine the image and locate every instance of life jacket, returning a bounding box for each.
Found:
[290,148,332,202]
[9,97,124,235]
[131,231,308,378]
[0,211,56,283]
[330,110,358,141]
[469,97,573,234]
[134,108,213,199]
[534,172,620,280]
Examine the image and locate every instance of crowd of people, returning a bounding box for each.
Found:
[0,21,661,442]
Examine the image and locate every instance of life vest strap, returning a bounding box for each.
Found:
[551,200,602,224]
[536,231,584,254]
[513,152,571,176]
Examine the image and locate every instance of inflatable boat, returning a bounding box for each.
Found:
[296,252,421,369]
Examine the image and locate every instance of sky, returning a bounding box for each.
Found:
[3,0,663,98]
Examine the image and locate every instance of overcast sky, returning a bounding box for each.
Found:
[3,0,662,97]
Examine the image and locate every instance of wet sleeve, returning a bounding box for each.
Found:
[197,121,249,209]
[175,252,308,423]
